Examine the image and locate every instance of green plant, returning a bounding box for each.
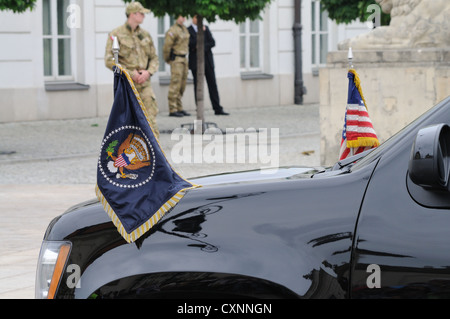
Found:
[0,0,36,13]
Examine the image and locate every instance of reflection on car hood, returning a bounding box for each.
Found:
[189,166,324,186]
[63,166,323,217]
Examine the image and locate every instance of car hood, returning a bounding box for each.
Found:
[189,166,324,186]
[47,166,323,239]
[45,162,372,299]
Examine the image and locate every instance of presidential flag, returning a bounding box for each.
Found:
[339,69,379,161]
[96,65,199,243]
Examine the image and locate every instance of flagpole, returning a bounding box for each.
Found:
[348,47,353,69]
[112,36,120,71]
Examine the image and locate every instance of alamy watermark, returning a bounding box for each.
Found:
[66,264,81,288]
[170,121,280,173]
[366,264,381,289]
[66,4,81,29]
[366,4,381,29]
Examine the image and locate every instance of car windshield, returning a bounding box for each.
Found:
[351,97,450,171]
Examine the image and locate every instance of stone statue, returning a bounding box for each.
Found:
[338,0,450,49]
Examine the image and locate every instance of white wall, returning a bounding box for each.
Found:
[0,0,373,123]
[94,0,128,85]
[0,8,43,89]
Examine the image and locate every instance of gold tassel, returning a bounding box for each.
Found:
[349,69,368,110]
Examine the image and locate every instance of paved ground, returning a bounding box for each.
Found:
[0,104,321,298]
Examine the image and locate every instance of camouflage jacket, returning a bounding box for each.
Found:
[105,23,159,79]
[163,23,190,64]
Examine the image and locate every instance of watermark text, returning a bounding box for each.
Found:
[171,122,279,173]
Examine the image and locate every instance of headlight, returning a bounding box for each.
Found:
[35,241,71,299]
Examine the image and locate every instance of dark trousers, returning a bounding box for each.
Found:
[191,65,223,113]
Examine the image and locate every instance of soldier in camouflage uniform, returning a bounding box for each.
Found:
[163,16,191,117]
[105,2,160,138]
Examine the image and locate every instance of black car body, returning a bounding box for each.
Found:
[36,96,450,299]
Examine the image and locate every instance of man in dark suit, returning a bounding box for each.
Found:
[188,16,229,115]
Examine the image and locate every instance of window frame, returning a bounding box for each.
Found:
[239,18,263,73]
[42,0,77,82]
[311,0,329,67]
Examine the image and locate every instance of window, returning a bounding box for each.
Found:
[311,0,328,66]
[43,0,75,81]
[157,15,174,73]
[239,19,262,72]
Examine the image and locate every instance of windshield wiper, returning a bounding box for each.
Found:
[332,149,374,171]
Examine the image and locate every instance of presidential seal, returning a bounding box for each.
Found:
[98,125,155,188]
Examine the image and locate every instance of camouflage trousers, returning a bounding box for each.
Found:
[168,58,188,113]
[135,82,160,139]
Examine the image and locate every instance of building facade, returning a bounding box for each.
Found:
[0,0,370,122]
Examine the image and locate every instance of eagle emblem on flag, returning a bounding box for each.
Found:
[102,130,153,181]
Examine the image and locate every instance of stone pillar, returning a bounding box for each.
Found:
[319,48,450,166]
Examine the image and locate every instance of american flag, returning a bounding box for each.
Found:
[339,69,379,161]
[114,153,130,168]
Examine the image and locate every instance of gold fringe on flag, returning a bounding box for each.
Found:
[349,69,368,110]
[347,137,380,149]
[95,185,193,243]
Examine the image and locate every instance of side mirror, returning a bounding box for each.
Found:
[408,123,450,190]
